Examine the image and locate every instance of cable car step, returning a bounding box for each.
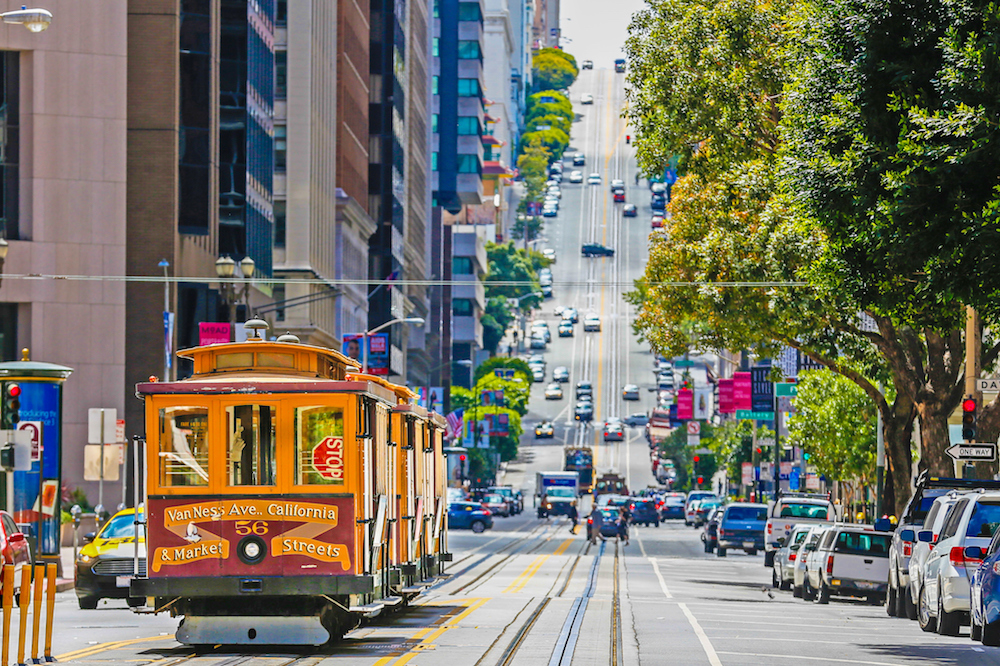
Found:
[401,584,430,594]
[349,602,385,617]
[382,596,403,607]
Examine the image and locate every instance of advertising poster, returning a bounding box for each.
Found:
[199,322,231,345]
[12,381,61,554]
[342,333,390,374]
[733,372,752,411]
[676,389,693,421]
[718,379,734,414]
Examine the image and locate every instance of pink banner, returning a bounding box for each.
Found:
[677,388,693,421]
[733,372,752,411]
[718,379,734,414]
[199,322,231,346]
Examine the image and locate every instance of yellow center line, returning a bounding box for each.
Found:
[375,597,489,666]
[55,634,175,662]
[503,538,576,594]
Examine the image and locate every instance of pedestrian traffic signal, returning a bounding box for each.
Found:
[1,382,20,429]
[0,442,13,470]
[626,135,631,144]
[963,396,978,441]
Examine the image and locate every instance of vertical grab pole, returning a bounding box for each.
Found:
[133,436,141,586]
[43,564,55,662]
[16,565,30,666]
[2,564,14,666]
[30,564,43,663]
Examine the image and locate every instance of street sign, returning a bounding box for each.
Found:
[686,422,701,435]
[751,366,774,413]
[946,443,997,462]
[736,410,774,420]
[977,378,1000,392]
[88,408,117,444]
[775,383,798,397]
[674,359,695,368]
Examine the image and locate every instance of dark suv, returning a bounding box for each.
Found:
[629,499,660,527]
[582,243,614,257]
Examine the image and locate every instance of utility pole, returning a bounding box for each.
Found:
[876,382,884,516]
[963,306,982,479]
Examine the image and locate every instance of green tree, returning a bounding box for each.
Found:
[475,357,534,385]
[785,370,877,486]
[517,144,551,201]
[526,91,573,125]
[526,113,571,136]
[522,128,570,160]
[484,241,543,310]
[532,49,579,91]
[482,297,514,356]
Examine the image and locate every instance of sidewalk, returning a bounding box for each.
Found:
[55,545,75,592]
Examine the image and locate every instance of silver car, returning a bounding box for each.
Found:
[793,524,831,600]
[906,492,965,623]
[773,525,812,591]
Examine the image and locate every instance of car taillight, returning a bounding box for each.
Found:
[826,555,834,575]
[950,546,983,567]
[903,542,913,557]
[767,523,772,535]
[789,553,797,561]
[718,528,725,538]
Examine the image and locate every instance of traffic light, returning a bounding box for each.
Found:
[963,396,978,441]
[0,442,12,470]
[459,454,466,462]
[693,455,700,464]
[697,476,704,485]
[626,135,631,144]
[1,382,20,429]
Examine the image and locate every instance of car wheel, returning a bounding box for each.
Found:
[127,596,144,608]
[704,541,713,553]
[772,568,780,589]
[716,547,727,558]
[655,521,660,528]
[816,583,830,604]
[936,583,961,636]
[471,520,486,534]
[803,579,814,601]
[746,549,757,556]
[764,551,775,568]
[780,576,792,592]
[792,585,803,599]
[904,585,918,620]
[77,596,99,610]
[983,618,1000,646]
[918,585,937,633]
[972,612,983,642]
[887,583,898,617]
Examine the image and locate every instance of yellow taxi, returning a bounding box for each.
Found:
[75,507,145,609]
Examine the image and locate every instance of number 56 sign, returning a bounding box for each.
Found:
[312,436,345,482]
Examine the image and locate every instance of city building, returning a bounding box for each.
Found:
[271,0,376,349]
[450,227,487,387]
[125,0,276,433]
[0,4,128,500]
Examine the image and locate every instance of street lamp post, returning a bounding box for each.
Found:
[0,237,7,288]
[215,255,256,325]
[1,6,52,32]
[361,317,424,374]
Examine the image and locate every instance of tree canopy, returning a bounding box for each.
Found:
[532,48,579,92]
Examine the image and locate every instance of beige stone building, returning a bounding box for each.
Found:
[0,1,129,501]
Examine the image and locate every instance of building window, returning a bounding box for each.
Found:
[0,303,15,360]
[275,50,287,97]
[452,256,473,274]
[457,117,480,135]
[274,124,287,171]
[457,40,482,60]
[433,0,439,17]
[432,76,439,95]
[432,152,438,171]
[179,3,211,235]
[0,52,18,241]
[457,78,481,97]
[277,0,287,23]
[453,298,474,316]
[458,2,483,21]
[432,114,438,133]
[273,199,286,247]
[457,154,480,174]
[432,37,439,57]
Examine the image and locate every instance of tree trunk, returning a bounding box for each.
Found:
[916,401,954,477]
[883,394,915,518]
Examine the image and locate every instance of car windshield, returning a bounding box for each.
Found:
[98,512,145,540]
[966,502,1000,538]
[726,507,767,521]
[484,495,503,503]
[834,531,891,557]
[547,488,575,498]
[777,502,831,519]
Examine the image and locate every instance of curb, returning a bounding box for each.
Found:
[56,579,74,593]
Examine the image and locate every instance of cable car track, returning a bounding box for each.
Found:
[449,521,571,595]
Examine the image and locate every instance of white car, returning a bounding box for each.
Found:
[531,366,546,380]
[807,525,892,604]
[919,491,1000,634]
[907,492,965,621]
[764,494,837,567]
[773,525,812,590]
[547,187,562,199]
[583,314,601,332]
[569,170,584,183]
[544,383,563,400]
[587,173,602,185]
[581,93,594,104]
[542,248,556,262]
[793,524,832,599]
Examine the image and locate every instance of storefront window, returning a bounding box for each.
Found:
[295,406,346,485]
[226,404,276,486]
[158,407,210,487]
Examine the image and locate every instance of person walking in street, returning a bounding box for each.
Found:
[567,502,579,534]
[618,507,631,546]
[589,506,604,544]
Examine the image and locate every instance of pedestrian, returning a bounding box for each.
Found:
[567,502,579,534]
[589,506,604,544]
[618,507,630,545]
[635,172,640,186]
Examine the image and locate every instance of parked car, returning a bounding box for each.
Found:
[613,191,626,203]
[610,179,625,193]
[621,384,640,400]
[75,507,146,609]
[684,491,717,526]
[534,421,554,438]
[806,526,892,604]
[558,321,574,337]
[581,93,594,105]
[624,412,649,427]
[623,203,637,217]
[553,366,570,382]
[531,321,552,342]
[764,492,836,568]
[693,499,724,527]
[629,499,660,527]
[794,524,833,599]
[970,527,1000,644]
[660,492,686,520]
[448,502,494,533]
[889,475,1000,619]
[543,248,557,262]
[701,507,724,553]
[482,493,511,517]
[544,383,564,400]
[651,194,666,211]
[569,170,584,183]
[905,492,966,623]
[583,314,602,331]
[773,525,812,590]
[532,366,546,381]
[582,243,614,257]
[0,510,31,598]
[919,491,1000,634]
[487,486,524,515]
[542,206,558,218]
[716,503,767,557]
[651,216,664,229]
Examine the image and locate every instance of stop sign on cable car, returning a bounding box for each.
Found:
[312,436,345,481]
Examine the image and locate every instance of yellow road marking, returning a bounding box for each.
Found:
[374,597,489,666]
[503,538,576,594]
[56,634,175,662]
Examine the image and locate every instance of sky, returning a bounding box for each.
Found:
[558,0,648,68]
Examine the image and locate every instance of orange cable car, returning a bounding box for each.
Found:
[130,325,448,646]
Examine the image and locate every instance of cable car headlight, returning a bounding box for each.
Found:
[244,541,261,559]
[238,536,267,565]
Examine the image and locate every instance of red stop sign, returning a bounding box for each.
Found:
[311,436,344,481]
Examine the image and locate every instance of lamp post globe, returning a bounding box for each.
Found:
[215,255,236,278]
[2,7,53,32]
[0,237,8,261]
[240,255,256,279]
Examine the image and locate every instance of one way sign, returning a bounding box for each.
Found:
[946,443,998,462]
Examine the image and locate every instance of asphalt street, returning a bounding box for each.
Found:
[21,66,1000,666]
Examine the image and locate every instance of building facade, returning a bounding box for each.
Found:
[0,2,129,500]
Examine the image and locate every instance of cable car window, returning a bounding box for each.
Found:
[226,405,277,486]
[216,352,254,368]
[295,406,346,485]
[159,407,210,486]
[257,352,294,369]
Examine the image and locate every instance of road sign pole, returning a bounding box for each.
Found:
[773,405,780,499]
[965,306,982,479]
[876,381,885,517]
